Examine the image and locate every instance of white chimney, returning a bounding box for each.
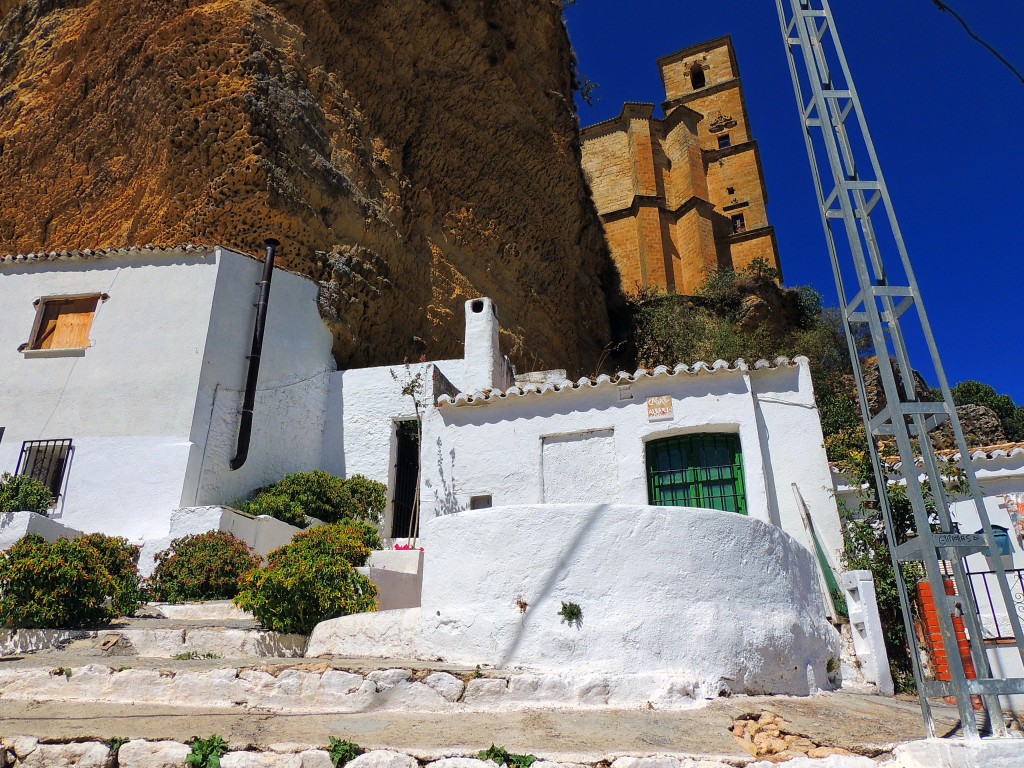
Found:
[463,297,505,392]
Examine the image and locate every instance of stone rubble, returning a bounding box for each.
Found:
[731,712,857,762]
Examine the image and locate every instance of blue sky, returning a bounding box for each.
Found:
[565,1,1024,404]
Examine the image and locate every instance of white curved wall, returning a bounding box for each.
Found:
[416,503,840,696]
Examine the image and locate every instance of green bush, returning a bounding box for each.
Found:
[238,471,386,527]
[239,492,307,528]
[0,473,54,514]
[79,533,143,617]
[148,531,260,604]
[951,379,1024,441]
[234,522,378,634]
[0,535,116,628]
[341,475,387,524]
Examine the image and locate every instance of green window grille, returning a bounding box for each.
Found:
[646,433,747,515]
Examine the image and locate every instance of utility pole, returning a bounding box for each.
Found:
[775,0,1024,739]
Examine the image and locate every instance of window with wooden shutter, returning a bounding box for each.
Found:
[30,296,98,350]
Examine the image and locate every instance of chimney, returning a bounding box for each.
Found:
[463,297,504,392]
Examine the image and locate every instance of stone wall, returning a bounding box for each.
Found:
[0,0,618,375]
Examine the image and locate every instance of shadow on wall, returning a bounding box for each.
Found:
[426,437,462,517]
[498,503,607,667]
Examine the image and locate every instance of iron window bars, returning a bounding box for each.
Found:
[16,439,72,503]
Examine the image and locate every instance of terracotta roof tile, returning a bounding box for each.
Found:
[0,244,214,265]
[439,356,803,408]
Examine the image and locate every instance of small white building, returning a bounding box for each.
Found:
[0,245,334,543]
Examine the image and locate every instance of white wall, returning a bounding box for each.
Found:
[421,359,842,565]
[320,359,463,536]
[416,503,839,694]
[0,250,220,539]
[0,247,335,545]
[187,250,336,507]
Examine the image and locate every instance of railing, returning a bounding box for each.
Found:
[964,563,1024,642]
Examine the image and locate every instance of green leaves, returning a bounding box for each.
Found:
[186,735,229,768]
[557,601,583,627]
[478,745,538,768]
[239,471,387,527]
[0,534,140,628]
[327,737,363,768]
[148,531,260,604]
[0,472,53,514]
[234,522,379,634]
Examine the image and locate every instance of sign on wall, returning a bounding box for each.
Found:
[646,395,673,423]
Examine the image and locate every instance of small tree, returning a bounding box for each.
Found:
[390,362,427,545]
[836,444,968,692]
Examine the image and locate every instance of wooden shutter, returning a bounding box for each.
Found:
[33,297,97,350]
[32,302,63,349]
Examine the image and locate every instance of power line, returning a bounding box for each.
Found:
[931,0,1024,85]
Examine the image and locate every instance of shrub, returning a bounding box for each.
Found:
[341,475,387,524]
[0,534,115,628]
[239,492,307,528]
[148,531,260,604]
[234,522,378,634]
[0,473,54,514]
[239,471,386,527]
[79,533,143,617]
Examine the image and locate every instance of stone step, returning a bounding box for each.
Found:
[146,600,252,622]
[0,656,735,713]
[2,620,305,659]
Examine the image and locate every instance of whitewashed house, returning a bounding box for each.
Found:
[1,243,841,571]
[0,243,855,697]
[0,245,335,546]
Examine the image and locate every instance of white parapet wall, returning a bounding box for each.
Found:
[841,570,894,695]
[0,510,82,551]
[310,503,841,700]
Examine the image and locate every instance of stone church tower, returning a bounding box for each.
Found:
[581,36,782,294]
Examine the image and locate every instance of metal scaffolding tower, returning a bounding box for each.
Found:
[775,0,1024,738]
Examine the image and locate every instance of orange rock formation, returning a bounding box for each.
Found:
[0,0,618,373]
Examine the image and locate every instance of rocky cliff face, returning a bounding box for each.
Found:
[0,0,618,373]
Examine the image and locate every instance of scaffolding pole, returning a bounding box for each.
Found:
[775,0,1024,739]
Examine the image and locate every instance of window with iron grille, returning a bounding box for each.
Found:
[645,433,746,515]
[16,439,73,502]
